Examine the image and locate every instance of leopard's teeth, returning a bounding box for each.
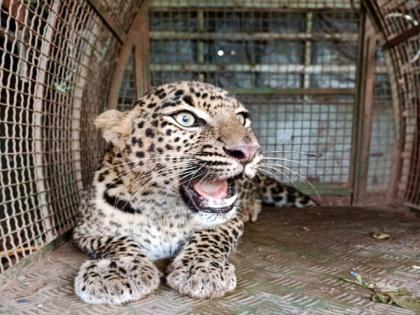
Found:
[244,163,258,178]
[203,194,238,208]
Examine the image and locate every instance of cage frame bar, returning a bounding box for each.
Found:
[230,88,355,95]
[150,31,359,41]
[32,0,62,243]
[134,0,152,97]
[362,0,419,209]
[351,11,377,205]
[384,23,420,49]
[108,0,150,109]
[86,0,126,44]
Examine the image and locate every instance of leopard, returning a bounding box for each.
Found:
[73,81,317,304]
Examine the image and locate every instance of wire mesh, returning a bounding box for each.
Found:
[366,48,396,193]
[367,0,420,208]
[148,0,364,195]
[0,0,415,277]
[375,0,420,40]
[149,3,360,90]
[0,0,123,273]
[242,95,354,186]
[117,52,136,111]
[96,0,143,33]
[396,31,420,207]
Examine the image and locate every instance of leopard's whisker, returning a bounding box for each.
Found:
[261,157,313,168]
[131,164,197,191]
[133,162,198,188]
[99,161,135,171]
[102,157,167,170]
[198,169,211,185]
[129,167,181,189]
[259,166,306,201]
[258,165,298,189]
[260,163,320,199]
[116,160,197,181]
[178,171,201,187]
[132,174,177,194]
[185,162,207,188]
[139,168,194,196]
[101,157,198,183]
[258,166,306,198]
[262,150,322,158]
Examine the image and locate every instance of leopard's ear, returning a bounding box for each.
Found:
[95,109,131,149]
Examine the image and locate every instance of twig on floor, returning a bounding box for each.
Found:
[341,271,420,311]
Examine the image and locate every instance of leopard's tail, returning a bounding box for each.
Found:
[256,174,319,208]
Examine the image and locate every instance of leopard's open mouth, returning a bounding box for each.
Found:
[180,178,237,214]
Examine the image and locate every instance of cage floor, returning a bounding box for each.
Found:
[1,207,419,315]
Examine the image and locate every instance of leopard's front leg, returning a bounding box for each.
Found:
[73,231,161,304]
[166,215,244,298]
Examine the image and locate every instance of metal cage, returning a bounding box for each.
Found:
[1,0,419,279]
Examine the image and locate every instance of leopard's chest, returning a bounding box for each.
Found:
[130,221,192,261]
[109,198,195,261]
[94,191,221,261]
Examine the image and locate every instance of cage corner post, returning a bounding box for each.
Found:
[351,9,377,206]
[32,0,62,242]
[134,0,151,96]
[383,44,402,206]
[107,0,151,109]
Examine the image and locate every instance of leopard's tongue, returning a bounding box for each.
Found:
[193,180,228,199]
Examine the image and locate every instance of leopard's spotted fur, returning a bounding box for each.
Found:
[237,176,317,223]
[73,81,316,304]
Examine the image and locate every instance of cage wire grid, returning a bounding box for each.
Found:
[0,0,419,275]
[367,49,395,193]
[366,0,420,207]
[0,0,141,273]
[136,0,395,197]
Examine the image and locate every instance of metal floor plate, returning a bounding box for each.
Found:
[1,207,419,315]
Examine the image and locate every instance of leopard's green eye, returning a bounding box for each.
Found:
[174,111,196,127]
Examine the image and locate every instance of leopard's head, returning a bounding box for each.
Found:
[96,81,261,215]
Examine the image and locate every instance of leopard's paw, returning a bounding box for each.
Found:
[166,259,236,299]
[75,256,160,304]
[240,199,262,223]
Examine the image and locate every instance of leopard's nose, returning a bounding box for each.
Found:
[224,144,261,163]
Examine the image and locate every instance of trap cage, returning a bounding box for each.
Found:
[1,0,420,313]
